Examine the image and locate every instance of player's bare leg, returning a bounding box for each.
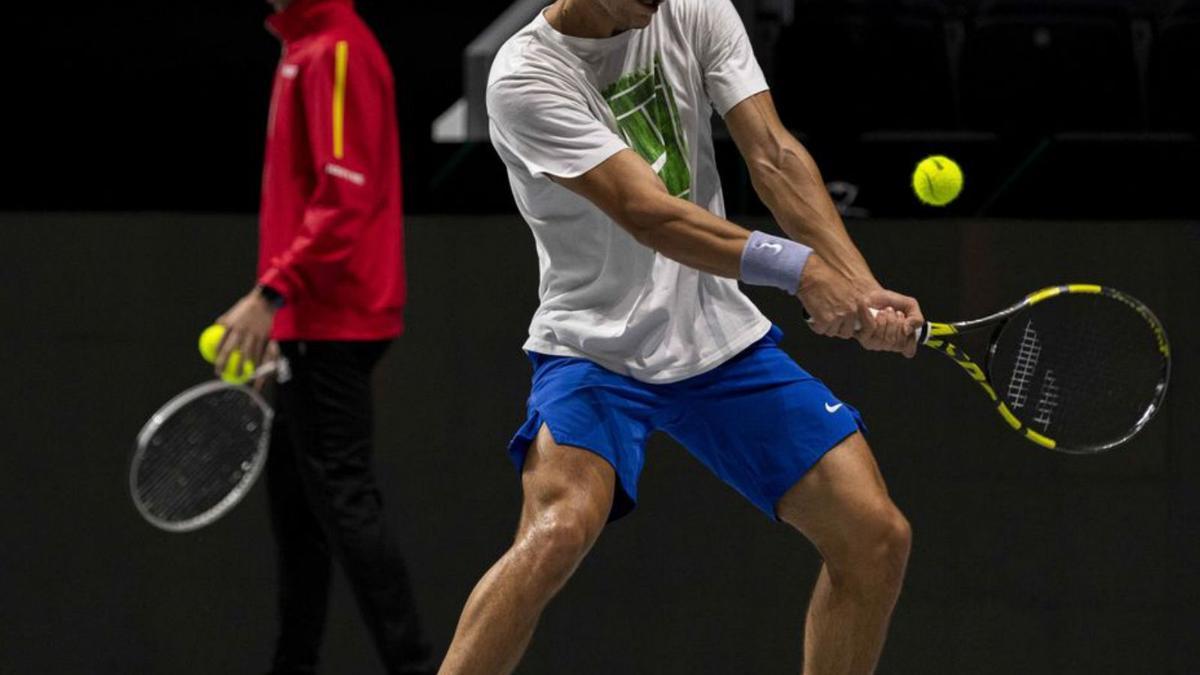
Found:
[776,432,912,675]
[439,425,615,675]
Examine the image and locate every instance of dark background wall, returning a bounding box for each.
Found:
[0,213,1196,674]
[3,0,1198,216]
[1,1,499,213]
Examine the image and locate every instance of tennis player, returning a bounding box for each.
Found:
[438,1,923,673]
[214,0,431,673]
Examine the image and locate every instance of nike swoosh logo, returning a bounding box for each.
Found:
[825,402,844,413]
[755,242,784,254]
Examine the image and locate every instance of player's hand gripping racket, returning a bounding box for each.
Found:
[130,358,290,532]
[904,284,1170,453]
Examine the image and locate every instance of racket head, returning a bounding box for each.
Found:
[131,380,273,532]
[983,285,1170,453]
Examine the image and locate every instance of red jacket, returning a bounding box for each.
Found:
[260,0,404,341]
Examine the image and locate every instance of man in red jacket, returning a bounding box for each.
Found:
[215,1,430,673]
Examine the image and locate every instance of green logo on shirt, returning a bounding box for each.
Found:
[603,56,692,199]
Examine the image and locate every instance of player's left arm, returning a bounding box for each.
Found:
[723,95,875,286]
[691,0,920,352]
[724,93,922,355]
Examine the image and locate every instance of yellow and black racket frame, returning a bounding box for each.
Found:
[917,284,1171,453]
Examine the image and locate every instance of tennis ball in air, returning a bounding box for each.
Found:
[198,324,225,363]
[912,155,963,206]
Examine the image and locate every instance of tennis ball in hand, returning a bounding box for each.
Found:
[220,351,255,385]
[198,324,255,384]
[199,324,225,363]
[912,155,963,206]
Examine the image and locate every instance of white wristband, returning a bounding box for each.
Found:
[739,231,812,295]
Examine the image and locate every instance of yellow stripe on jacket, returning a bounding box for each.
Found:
[333,40,348,159]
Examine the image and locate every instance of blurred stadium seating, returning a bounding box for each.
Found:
[1149,0,1200,130]
[772,0,956,136]
[959,0,1143,132]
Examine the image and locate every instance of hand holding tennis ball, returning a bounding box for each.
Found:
[912,155,963,206]
[198,324,255,385]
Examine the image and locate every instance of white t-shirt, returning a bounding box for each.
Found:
[488,0,772,383]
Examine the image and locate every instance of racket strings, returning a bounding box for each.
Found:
[1043,315,1144,436]
[134,388,268,524]
[990,294,1166,450]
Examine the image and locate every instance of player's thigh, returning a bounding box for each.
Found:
[775,432,903,559]
[517,424,616,539]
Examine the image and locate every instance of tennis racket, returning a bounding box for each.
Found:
[130,359,290,532]
[911,284,1170,453]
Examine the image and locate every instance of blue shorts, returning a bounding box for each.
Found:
[507,326,866,521]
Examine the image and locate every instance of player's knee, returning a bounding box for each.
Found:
[878,510,912,575]
[863,508,911,585]
[525,501,604,579]
[838,506,911,592]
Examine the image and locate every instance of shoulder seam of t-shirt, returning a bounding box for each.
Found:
[486,74,594,129]
[488,18,542,87]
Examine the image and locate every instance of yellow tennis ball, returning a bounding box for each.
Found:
[912,155,963,206]
[221,350,256,385]
[199,324,225,363]
[200,324,255,384]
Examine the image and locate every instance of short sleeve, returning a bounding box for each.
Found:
[487,75,628,180]
[692,0,769,116]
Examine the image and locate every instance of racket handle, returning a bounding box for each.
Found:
[252,357,291,383]
[807,307,925,345]
[862,309,932,345]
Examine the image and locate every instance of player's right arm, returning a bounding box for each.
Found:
[552,149,833,292]
[553,149,746,278]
